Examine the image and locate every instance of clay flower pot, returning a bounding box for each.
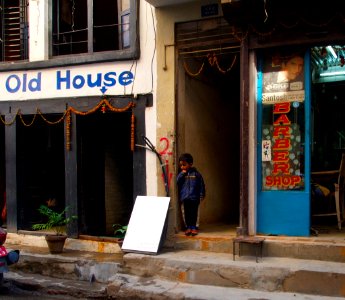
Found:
[45,235,67,254]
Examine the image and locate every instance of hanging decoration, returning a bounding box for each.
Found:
[183,52,237,77]
[0,98,135,152]
[67,99,135,151]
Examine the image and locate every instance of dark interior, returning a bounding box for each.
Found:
[310,45,345,226]
[0,123,5,227]
[77,112,133,236]
[17,115,65,230]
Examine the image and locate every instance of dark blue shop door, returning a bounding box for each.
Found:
[257,49,311,236]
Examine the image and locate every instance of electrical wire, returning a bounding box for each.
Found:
[150,6,156,93]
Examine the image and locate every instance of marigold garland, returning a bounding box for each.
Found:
[131,112,135,151]
[183,53,238,77]
[0,114,16,126]
[0,98,135,152]
[65,110,72,151]
[66,99,135,151]
[18,110,37,127]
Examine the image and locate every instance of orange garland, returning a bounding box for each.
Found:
[65,110,72,151]
[65,99,135,151]
[131,112,135,151]
[0,98,135,152]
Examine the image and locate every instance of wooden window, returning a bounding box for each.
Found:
[0,0,29,62]
[52,0,133,57]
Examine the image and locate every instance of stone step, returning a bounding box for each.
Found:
[174,232,345,262]
[4,271,345,300]
[6,243,123,283]
[108,273,345,300]
[121,250,345,298]
[4,240,345,298]
[4,271,108,299]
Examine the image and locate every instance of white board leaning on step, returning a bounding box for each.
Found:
[121,196,170,254]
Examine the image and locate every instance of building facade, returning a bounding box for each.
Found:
[3,0,345,245]
[0,0,160,240]
[146,0,345,240]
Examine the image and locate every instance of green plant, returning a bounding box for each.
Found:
[32,205,77,236]
[112,224,128,239]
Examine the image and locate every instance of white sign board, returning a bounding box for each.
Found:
[121,196,170,254]
[0,62,135,101]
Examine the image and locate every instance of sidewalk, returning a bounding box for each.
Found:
[2,241,345,299]
[3,230,345,299]
[5,270,345,300]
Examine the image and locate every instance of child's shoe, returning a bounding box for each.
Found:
[191,228,198,236]
[185,228,192,236]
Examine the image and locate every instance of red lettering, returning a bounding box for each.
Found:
[273,176,282,186]
[273,139,291,150]
[274,114,291,126]
[273,126,290,137]
[265,175,302,187]
[273,102,290,114]
[282,176,291,186]
[272,163,290,174]
[272,151,289,162]
[291,176,301,185]
[265,176,273,186]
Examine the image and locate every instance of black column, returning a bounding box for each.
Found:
[65,112,78,238]
[238,38,249,236]
[5,114,17,232]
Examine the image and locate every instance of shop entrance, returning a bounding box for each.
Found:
[257,48,310,237]
[77,112,133,237]
[310,45,345,233]
[17,115,65,230]
[257,45,345,236]
[0,123,5,227]
[176,18,241,232]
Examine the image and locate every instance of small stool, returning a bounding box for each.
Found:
[233,236,265,263]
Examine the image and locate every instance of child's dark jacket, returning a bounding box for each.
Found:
[177,167,205,202]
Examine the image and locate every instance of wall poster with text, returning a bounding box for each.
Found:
[261,49,305,191]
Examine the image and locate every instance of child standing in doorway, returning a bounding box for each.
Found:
[177,153,205,236]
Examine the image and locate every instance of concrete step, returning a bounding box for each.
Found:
[6,243,123,283]
[174,232,345,262]
[4,241,345,298]
[4,271,108,299]
[121,250,345,298]
[7,231,345,262]
[4,271,345,300]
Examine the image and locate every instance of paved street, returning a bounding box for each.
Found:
[0,283,78,299]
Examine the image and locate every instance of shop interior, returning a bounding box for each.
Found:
[77,112,133,237]
[13,111,133,237]
[310,45,345,234]
[176,18,241,231]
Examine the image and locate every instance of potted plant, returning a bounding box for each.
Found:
[32,205,77,254]
[112,224,127,246]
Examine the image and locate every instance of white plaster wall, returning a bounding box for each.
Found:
[29,0,49,61]
[12,1,159,196]
[137,2,158,196]
[153,1,218,199]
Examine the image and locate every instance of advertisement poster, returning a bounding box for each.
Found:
[262,51,305,104]
[261,49,305,191]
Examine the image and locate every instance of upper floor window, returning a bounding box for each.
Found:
[52,0,131,57]
[0,0,29,62]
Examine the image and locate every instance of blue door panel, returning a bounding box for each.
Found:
[257,191,310,236]
[257,50,311,237]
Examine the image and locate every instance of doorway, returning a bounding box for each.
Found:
[17,115,65,230]
[176,18,241,231]
[77,111,133,237]
[0,122,5,227]
[310,45,345,233]
[256,45,345,236]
